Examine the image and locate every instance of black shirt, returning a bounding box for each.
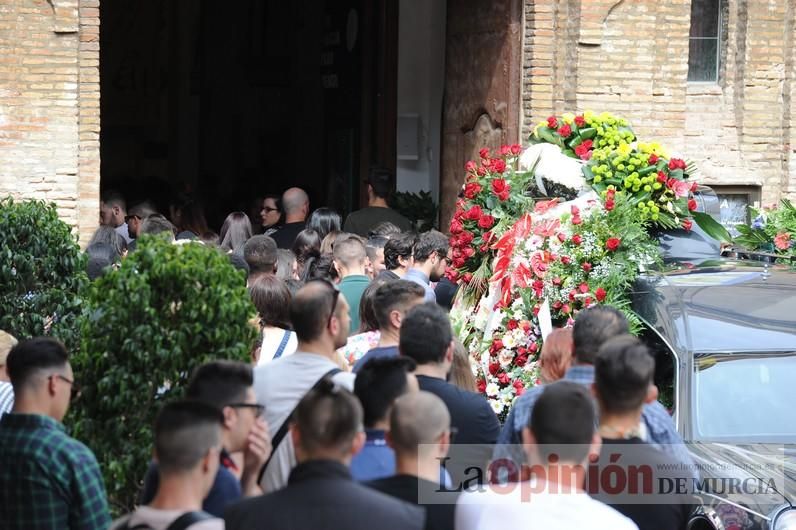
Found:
[586,437,693,530]
[343,207,413,236]
[367,475,459,530]
[270,222,306,249]
[416,375,500,487]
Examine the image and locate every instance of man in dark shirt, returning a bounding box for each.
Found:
[353,280,425,372]
[225,378,424,530]
[344,168,413,236]
[368,391,459,530]
[139,361,271,517]
[270,187,309,249]
[586,335,693,530]
[377,233,417,281]
[399,303,500,486]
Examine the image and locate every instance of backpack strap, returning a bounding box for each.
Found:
[257,367,342,483]
[166,511,215,530]
[272,329,292,360]
[114,514,153,530]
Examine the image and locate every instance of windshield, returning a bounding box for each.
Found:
[693,353,796,440]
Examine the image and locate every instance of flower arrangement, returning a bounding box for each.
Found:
[530,111,636,161]
[735,199,796,261]
[447,145,536,304]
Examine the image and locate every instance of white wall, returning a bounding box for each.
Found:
[396,0,447,201]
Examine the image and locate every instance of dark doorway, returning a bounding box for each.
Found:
[99,0,397,230]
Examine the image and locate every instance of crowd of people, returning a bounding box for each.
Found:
[0,169,698,529]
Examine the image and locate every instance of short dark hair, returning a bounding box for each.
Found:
[293,378,363,455]
[186,361,253,407]
[399,303,452,365]
[373,280,425,330]
[249,275,292,329]
[140,214,175,237]
[369,222,401,237]
[595,335,655,414]
[413,230,448,263]
[101,190,126,210]
[154,400,224,474]
[354,356,416,428]
[7,337,69,392]
[243,235,278,275]
[368,167,393,199]
[572,306,629,364]
[530,381,596,463]
[357,278,387,333]
[384,233,416,271]
[290,281,339,342]
[365,235,389,265]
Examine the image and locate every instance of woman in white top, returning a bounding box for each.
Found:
[248,275,297,365]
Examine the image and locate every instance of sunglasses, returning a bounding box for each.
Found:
[229,403,265,418]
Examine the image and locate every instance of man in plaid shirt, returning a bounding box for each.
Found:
[0,337,110,529]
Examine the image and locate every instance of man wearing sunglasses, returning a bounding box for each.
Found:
[0,337,110,530]
[254,280,356,493]
[140,361,271,517]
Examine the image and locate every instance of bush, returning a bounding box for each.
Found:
[0,197,87,349]
[70,235,257,513]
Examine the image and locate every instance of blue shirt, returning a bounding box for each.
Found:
[493,365,696,477]
[350,430,395,481]
[404,268,436,303]
[353,345,399,373]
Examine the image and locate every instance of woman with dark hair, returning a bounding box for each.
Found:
[337,278,384,368]
[218,212,253,254]
[302,253,338,284]
[169,194,209,239]
[291,229,321,278]
[260,194,283,236]
[306,207,342,241]
[87,225,128,261]
[248,275,296,365]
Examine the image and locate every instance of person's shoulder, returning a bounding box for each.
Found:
[57,433,102,468]
[581,496,640,530]
[224,493,272,526]
[351,481,425,524]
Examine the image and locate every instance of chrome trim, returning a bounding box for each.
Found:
[699,492,771,521]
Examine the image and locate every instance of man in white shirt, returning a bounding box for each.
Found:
[455,382,637,530]
[254,280,355,493]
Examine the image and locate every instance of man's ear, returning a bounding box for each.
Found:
[332,259,343,277]
[350,431,366,457]
[444,341,454,363]
[645,384,659,404]
[47,375,58,397]
[222,406,236,430]
[390,309,402,329]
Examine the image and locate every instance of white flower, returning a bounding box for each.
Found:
[485,383,500,397]
[502,333,517,349]
[489,399,505,415]
[498,349,514,367]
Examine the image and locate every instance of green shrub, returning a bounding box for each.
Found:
[70,235,257,513]
[391,190,438,232]
[0,197,87,349]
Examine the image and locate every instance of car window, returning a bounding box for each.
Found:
[693,353,796,440]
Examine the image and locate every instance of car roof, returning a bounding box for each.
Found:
[633,258,796,354]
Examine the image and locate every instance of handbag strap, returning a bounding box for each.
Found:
[257,367,342,483]
[272,329,292,360]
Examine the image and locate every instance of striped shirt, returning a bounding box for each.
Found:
[0,382,13,416]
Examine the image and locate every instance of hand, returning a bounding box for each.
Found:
[241,418,271,496]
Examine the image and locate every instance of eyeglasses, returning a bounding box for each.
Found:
[229,403,265,418]
[49,373,80,398]
[262,207,279,213]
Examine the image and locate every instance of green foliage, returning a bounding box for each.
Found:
[70,235,257,513]
[692,211,732,244]
[735,199,796,262]
[0,197,87,350]
[391,190,438,232]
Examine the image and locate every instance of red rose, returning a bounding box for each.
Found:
[595,287,607,302]
[561,256,571,265]
[606,188,616,200]
[453,257,466,268]
[482,231,495,245]
[492,179,511,201]
[511,144,522,155]
[446,268,459,282]
[517,347,527,355]
[552,277,562,286]
[477,379,487,394]
[657,171,667,183]
[547,116,558,128]
[478,214,495,229]
[578,282,589,294]
[574,115,586,127]
[529,342,539,353]
[488,362,500,375]
[605,237,621,251]
[648,153,659,165]
[497,372,510,385]
[667,178,676,189]
[476,167,486,176]
[668,158,686,170]
[682,219,693,231]
[479,148,490,159]
[690,181,698,193]
[513,379,525,392]
[462,272,473,284]
[557,232,567,243]
[562,304,571,314]
[499,145,511,156]
[568,290,576,302]
[574,140,593,160]
[491,159,507,174]
[572,215,582,226]
[688,199,697,211]
[450,219,463,234]
[507,319,518,331]
[514,355,528,368]
[463,182,482,199]
[571,205,580,216]
[465,160,477,172]
[582,262,592,272]
[552,301,563,310]
[490,339,504,353]
[465,205,483,221]
[557,124,572,137]
[459,231,474,245]
[515,385,525,397]
[572,234,583,245]
[463,247,475,258]
[584,296,593,306]
[605,199,615,211]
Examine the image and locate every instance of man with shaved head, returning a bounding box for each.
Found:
[334,235,371,334]
[270,187,310,249]
[253,280,356,493]
[367,391,459,530]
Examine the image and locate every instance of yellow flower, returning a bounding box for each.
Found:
[583,110,595,122]
[562,112,575,124]
[617,143,633,156]
[533,120,547,138]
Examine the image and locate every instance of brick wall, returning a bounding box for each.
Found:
[0,0,99,244]
[522,0,796,206]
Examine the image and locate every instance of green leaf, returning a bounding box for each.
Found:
[579,127,597,140]
[537,127,564,147]
[692,211,733,243]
